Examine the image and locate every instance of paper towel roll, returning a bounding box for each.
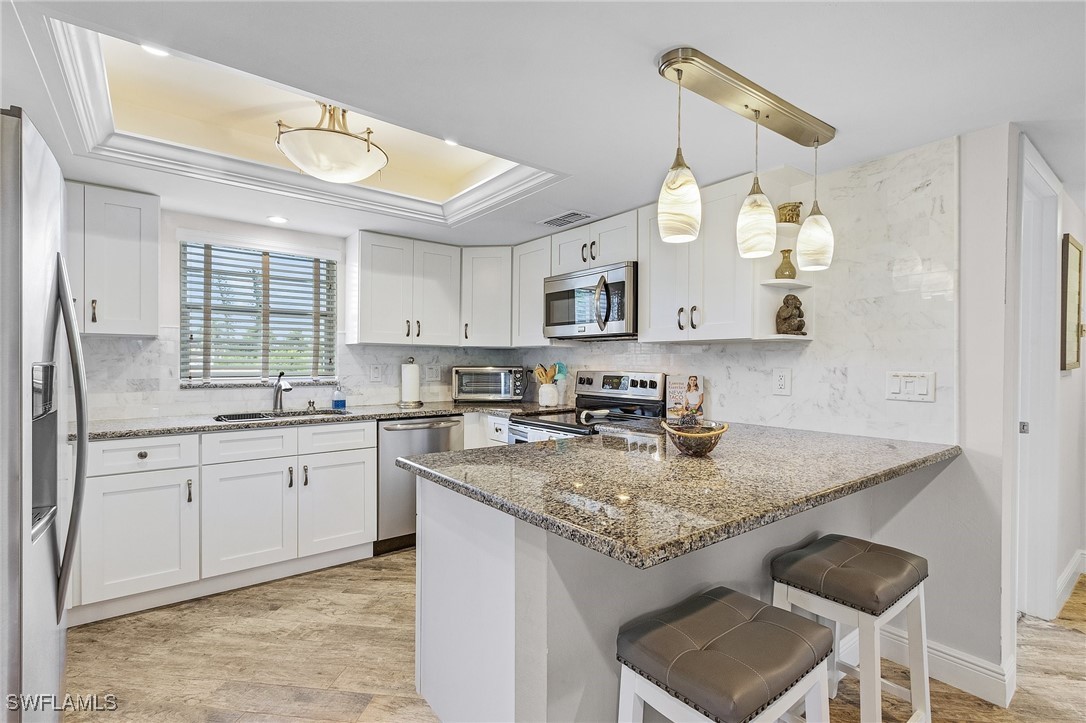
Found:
[401,363,421,404]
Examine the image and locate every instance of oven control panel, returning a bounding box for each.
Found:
[574,371,666,401]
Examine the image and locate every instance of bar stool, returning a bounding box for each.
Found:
[771,534,931,723]
[616,586,833,723]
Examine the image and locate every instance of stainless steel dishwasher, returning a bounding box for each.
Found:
[376,415,464,553]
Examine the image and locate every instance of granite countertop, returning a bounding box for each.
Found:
[75,402,574,441]
[396,423,962,569]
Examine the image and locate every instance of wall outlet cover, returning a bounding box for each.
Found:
[773,368,792,396]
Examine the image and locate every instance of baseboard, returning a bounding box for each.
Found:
[837,625,1014,707]
[1056,548,1086,611]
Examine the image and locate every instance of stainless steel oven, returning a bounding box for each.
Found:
[543,261,636,340]
[452,366,525,401]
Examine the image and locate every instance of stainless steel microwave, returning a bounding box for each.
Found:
[451,366,525,401]
[543,261,637,340]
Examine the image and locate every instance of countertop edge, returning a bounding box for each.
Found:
[397,443,963,569]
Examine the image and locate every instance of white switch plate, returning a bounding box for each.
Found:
[773,368,792,396]
[886,371,935,402]
[424,364,441,382]
[369,365,382,382]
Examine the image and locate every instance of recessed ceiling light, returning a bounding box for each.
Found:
[444,138,458,146]
[267,215,289,224]
[140,44,170,57]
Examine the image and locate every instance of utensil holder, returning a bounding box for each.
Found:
[539,383,559,407]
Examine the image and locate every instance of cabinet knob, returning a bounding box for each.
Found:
[303,465,309,486]
[91,299,98,323]
[137,451,148,460]
[690,305,698,330]
[186,479,192,503]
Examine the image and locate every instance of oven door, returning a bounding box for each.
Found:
[543,262,636,339]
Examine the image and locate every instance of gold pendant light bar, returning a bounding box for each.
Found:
[658,47,835,147]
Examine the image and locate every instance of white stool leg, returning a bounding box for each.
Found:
[803,660,831,723]
[824,618,841,699]
[772,581,790,609]
[858,613,883,723]
[617,665,645,723]
[906,584,931,722]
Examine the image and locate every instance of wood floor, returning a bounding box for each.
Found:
[65,555,1085,722]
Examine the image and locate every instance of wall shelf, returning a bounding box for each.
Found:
[760,279,812,290]
[752,334,814,342]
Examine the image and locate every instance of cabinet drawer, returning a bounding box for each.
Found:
[88,435,198,477]
[487,416,509,444]
[202,427,299,465]
[298,421,376,455]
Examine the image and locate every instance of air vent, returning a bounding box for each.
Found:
[538,211,592,228]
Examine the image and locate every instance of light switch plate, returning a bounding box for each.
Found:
[424,364,441,382]
[369,365,382,382]
[886,371,935,402]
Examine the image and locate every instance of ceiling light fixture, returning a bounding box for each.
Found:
[267,215,289,224]
[656,68,701,244]
[797,140,834,270]
[276,102,388,184]
[444,138,459,147]
[736,108,777,258]
[140,44,170,57]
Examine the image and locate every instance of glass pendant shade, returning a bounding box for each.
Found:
[736,177,777,258]
[658,149,702,243]
[796,200,834,270]
[276,104,388,184]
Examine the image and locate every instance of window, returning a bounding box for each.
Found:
[180,242,336,381]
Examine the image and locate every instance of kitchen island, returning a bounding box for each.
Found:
[397,423,960,722]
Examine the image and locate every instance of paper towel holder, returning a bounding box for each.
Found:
[398,356,424,409]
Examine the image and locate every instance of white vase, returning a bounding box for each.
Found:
[539,383,559,407]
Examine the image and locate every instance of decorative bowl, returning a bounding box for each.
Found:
[660,420,729,457]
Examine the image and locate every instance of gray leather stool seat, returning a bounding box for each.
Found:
[771,534,928,615]
[616,586,833,723]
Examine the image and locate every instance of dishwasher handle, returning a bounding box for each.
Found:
[382,420,462,432]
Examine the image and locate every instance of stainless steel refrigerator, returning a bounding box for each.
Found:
[1,107,88,720]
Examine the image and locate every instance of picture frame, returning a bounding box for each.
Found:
[1061,233,1082,371]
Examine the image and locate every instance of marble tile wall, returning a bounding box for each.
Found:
[520,137,959,444]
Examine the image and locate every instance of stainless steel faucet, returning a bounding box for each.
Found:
[273,372,292,411]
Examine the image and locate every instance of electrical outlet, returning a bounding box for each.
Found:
[424,364,441,382]
[369,365,382,382]
[773,368,792,396]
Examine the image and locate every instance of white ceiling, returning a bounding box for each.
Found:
[4,1,1084,246]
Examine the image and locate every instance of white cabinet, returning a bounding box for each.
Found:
[65,182,159,336]
[550,210,637,275]
[637,176,755,342]
[298,448,378,557]
[511,237,551,347]
[463,413,508,448]
[460,247,512,347]
[201,456,298,577]
[80,467,199,603]
[357,231,461,345]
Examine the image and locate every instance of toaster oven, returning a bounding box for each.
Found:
[452,367,525,401]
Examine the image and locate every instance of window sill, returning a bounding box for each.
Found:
[179,379,338,390]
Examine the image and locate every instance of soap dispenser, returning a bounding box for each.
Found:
[332,383,347,410]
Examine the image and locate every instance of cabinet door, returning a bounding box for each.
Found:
[511,237,551,347]
[358,231,416,344]
[551,225,591,275]
[460,247,512,347]
[80,467,199,603]
[201,457,297,577]
[413,240,461,346]
[81,185,159,336]
[636,204,690,343]
[688,176,754,341]
[298,449,377,556]
[590,209,638,267]
[64,181,86,329]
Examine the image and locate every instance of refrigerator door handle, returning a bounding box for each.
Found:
[53,253,88,621]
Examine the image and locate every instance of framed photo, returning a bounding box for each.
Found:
[1061,233,1082,371]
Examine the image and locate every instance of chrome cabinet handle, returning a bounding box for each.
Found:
[303,465,309,486]
[186,479,192,503]
[581,243,588,263]
[416,320,421,337]
[677,307,685,331]
[465,323,469,339]
[405,320,410,337]
[90,299,97,323]
[590,240,597,260]
[690,305,698,330]
[137,451,148,460]
[288,466,294,488]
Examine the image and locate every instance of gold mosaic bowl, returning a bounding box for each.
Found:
[660,420,729,456]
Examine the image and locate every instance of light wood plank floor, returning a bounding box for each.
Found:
[65,555,1084,722]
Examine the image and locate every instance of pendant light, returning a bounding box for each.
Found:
[797,140,834,270]
[657,69,702,244]
[276,102,388,184]
[736,109,777,258]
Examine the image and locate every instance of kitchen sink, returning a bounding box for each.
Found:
[213,409,351,423]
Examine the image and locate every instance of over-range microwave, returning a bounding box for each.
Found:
[451,366,525,401]
[543,261,637,340]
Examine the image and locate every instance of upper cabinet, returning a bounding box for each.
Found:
[66,182,160,336]
[511,237,551,347]
[550,210,637,275]
[357,231,461,346]
[461,247,512,347]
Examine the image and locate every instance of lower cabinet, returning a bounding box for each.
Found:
[297,448,378,557]
[80,466,200,604]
